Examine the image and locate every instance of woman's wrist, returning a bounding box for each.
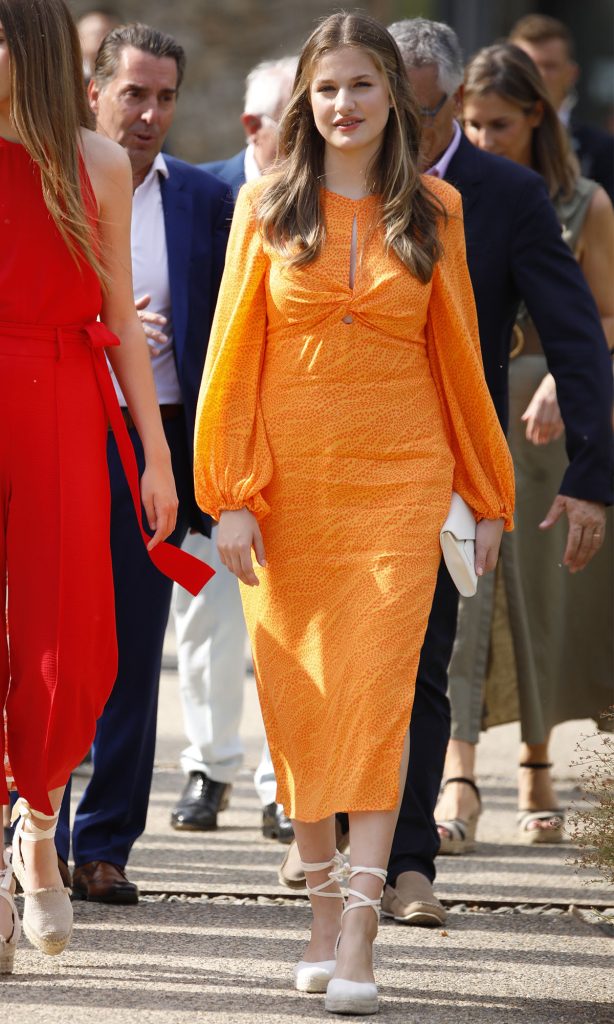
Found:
[143,438,172,467]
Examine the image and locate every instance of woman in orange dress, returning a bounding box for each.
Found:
[194,13,514,1015]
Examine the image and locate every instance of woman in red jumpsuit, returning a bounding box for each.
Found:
[0,0,209,971]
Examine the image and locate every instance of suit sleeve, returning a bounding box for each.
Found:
[208,185,233,335]
[194,185,273,522]
[510,176,613,504]
[426,189,515,529]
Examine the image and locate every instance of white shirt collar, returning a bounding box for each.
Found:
[426,120,462,179]
[137,151,169,191]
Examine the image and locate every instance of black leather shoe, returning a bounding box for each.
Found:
[262,802,294,844]
[170,771,231,831]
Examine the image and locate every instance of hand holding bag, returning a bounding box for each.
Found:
[440,492,478,597]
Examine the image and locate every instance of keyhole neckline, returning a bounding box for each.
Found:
[321,187,378,205]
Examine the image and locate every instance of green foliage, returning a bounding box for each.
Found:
[567,708,614,887]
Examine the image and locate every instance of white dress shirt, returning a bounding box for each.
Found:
[426,119,462,178]
[243,143,262,183]
[112,152,182,406]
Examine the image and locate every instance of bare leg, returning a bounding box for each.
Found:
[19,786,65,888]
[518,735,559,827]
[434,738,480,827]
[334,733,410,984]
[290,815,343,963]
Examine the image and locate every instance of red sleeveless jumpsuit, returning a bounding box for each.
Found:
[0,138,212,814]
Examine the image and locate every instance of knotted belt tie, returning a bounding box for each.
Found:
[0,319,214,596]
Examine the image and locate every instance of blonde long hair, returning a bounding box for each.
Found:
[0,0,104,282]
[464,44,578,201]
[259,11,446,284]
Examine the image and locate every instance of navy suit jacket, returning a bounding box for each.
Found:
[200,150,246,200]
[571,121,614,203]
[159,155,233,532]
[446,133,613,505]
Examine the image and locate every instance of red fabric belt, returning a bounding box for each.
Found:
[0,319,214,597]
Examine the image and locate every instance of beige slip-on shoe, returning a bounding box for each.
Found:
[278,819,350,889]
[381,871,446,927]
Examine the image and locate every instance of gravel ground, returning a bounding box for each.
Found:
[3,637,611,1023]
[2,899,613,1023]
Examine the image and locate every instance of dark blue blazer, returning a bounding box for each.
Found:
[446,133,613,505]
[571,121,614,203]
[159,155,233,531]
[200,150,246,200]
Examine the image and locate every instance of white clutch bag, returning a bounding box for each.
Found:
[440,492,478,597]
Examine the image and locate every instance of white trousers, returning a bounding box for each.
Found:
[254,740,277,807]
[172,529,277,803]
[172,529,246,784]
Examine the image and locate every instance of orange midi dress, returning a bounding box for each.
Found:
[194,177,514,822]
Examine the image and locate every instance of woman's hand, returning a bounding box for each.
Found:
[475,518,505,577]
[218,508,267,586]
[521,373,564,446]
[141,452,179,550]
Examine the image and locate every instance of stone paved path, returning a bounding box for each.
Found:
[2,638,612,1023]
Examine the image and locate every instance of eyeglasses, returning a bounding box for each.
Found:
[418,93,448,119]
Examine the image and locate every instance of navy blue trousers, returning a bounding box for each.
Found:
[56,416,193,867]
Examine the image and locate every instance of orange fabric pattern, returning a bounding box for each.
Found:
[194,176,514,821]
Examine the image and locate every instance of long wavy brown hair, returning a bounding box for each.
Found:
[258,11,447,284]
[464,43,578,201]
[0,0,104,281]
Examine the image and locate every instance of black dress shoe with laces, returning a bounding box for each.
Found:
[170,771,232,831]
[262,802,294,844]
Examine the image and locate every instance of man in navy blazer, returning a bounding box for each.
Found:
[52,25,231,904]
[379,18,613,927]
[168,58,298,846]
[510,14,614,203]
[204,148,245,199]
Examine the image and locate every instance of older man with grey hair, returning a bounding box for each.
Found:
[169,56,298,842]
[378,17,612,928]
[202,56,298,198]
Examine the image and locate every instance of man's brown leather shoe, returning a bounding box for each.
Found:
[72,861,139,905]
[58,856,72,890]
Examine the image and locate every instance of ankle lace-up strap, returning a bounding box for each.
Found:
[341,866,388,920]
[0,847,21,947]
[0,848,15,897]
[10,798,59,841]
[300,850,346,900]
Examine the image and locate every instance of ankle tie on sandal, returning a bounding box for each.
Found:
[300,850,346,899]
[341,866,388,920]
[10,798,72,957]
[10,798,59,839]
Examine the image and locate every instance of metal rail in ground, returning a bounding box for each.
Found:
[138,887,613,913]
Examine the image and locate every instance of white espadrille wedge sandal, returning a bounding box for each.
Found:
[325,865,388,1016]
[0,847,21,974]
[11,798,72,956]
[293,850,345,993]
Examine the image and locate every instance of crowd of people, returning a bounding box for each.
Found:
[0,2,612,1016]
